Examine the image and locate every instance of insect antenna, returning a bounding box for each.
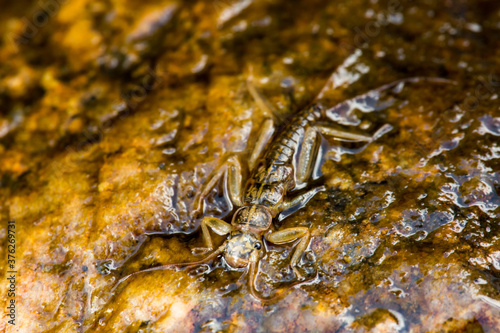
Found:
[111,244,226,295]
[247,261,319,304]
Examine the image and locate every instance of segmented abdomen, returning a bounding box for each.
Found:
[244,105,322,208]
[263,104,322,173]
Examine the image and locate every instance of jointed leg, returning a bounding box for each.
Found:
[226,156,244,207]
[265,227,310,279]
[315,124,372,142]
[248,118,275,170]
[280,186,326,216]
[296,127,321,184]
[193,156,244,216]
[296,125,371,185]
[246,79,280,170]
[246,79,282,121]
[193,216,234,254]
[321,77,455,125]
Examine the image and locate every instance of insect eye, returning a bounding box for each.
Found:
[254,242,262,250]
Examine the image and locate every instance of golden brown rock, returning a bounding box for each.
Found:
[0,0,499,332]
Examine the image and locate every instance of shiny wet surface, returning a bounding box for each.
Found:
[0,0,499,332]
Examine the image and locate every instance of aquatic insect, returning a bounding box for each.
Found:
[114,73,452,302]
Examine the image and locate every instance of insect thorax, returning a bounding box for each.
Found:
[231,205,273,233]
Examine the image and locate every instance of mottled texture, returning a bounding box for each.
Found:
[0,0,500,332]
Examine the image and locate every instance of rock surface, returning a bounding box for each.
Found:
[0,0,499,332]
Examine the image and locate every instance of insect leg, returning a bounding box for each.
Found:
[296,126,321,183]
[280,186,325,215]
[246,78,281,120]
[192,216,234,255]
[248,118,274,170]
[246,78,279,170]
[193,156,244,216]
[314,124,373,142]
[265,227,310,279]
[193,164,228,216]
[321,77,455,125]
[226,156,244,207]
